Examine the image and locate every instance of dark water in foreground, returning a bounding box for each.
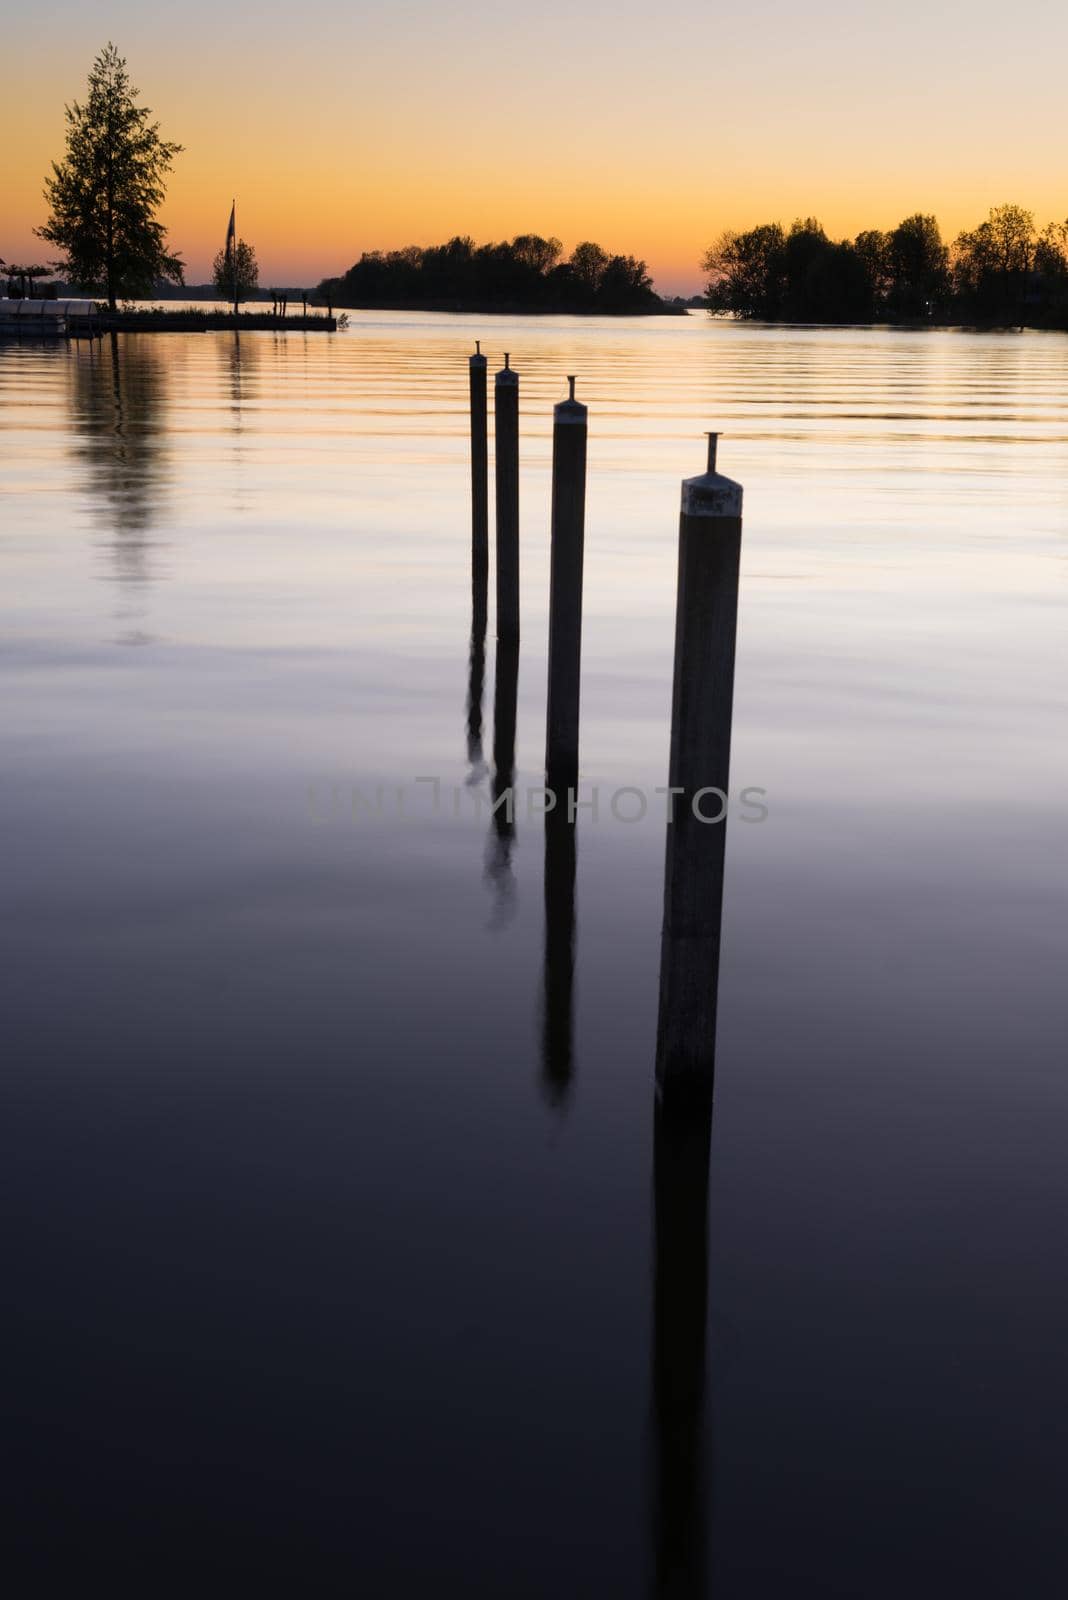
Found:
[2,315,1066,1594]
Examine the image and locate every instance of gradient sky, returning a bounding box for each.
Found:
[3,0,1067,294]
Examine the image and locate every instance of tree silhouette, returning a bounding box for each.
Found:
[37,43,183,310]
[317,234,658,314]
[598,253,654,310]
[568,241,610,297]
[953,205,1036,322]
[1035,218,1068,278]
[886,214,950,318]
[704,212,957,322]
[212,239,259,304]
[703,225,787,319]
[853,229,892,304]
[510,234,563,275]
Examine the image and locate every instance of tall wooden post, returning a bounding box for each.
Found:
[494,354,520,645]
[545,376,588,800]
[470,341,489,599]
[655,434,743,1101]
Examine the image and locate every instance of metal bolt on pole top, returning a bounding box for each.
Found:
[494,353,520,645]
[655,433,743,1104]
[545,376,588,800]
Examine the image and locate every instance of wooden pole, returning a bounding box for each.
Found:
[545,376,588,799]
[469,341,489,601]
[655,434,743,1101]
[494,354,520,645]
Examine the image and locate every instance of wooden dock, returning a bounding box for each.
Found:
[96,310,338,333]
[1,299,338,338]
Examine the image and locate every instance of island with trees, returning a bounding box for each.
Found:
[702,209,1068,327]
[314,236,679,316]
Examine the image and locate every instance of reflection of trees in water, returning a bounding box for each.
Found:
[69,332,168,640]
[222,332,259,513]
[226,329,245,419]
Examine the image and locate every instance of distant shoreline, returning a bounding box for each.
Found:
[31,292,691,326]
[312,297,689,318]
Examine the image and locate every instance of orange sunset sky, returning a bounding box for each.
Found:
[3,1,1066,295]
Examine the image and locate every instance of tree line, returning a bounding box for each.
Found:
[703,209,1068,326]
[316,237,661,314]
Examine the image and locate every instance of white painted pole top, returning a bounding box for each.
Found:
[681,432,742,518]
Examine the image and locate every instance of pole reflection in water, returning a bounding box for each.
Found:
[651,1071,714,1598]
[466,554,488,785]
[540,809,577,1106]
[484,638,518,927]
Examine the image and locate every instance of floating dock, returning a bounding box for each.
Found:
[0,299,101,337]
[0,300,337,337]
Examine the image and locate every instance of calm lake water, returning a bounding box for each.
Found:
[3,313,1066,1594]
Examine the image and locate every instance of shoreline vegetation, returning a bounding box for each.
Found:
[314,235,687,316]
[703,208,1068,329]
[96,308,337,332]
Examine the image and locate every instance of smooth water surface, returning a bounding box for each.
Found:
[3,314,1066,1594]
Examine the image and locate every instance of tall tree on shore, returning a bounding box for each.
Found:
[569,241,610,296]
[887,214,949,318]
[36,43,184,310]
[1035,219,1068,277]
[953,205,1035,322]
[853,229,892,304]
[212,239,259,304]
[703,225,788,318]
[511,234,563,275]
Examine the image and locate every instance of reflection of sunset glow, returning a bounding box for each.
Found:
[5,2,1067,294]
